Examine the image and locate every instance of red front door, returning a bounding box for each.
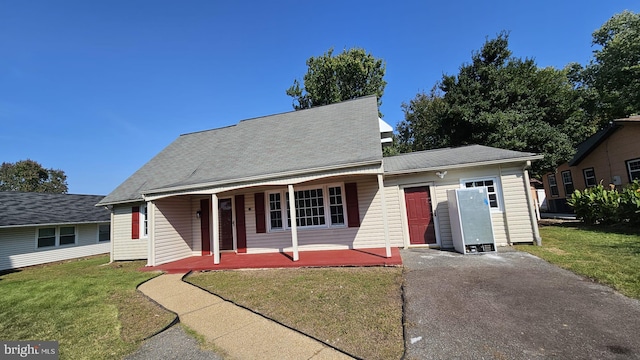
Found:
[404,187,437,245]
[200,199,211,255]
[219,198,234,250]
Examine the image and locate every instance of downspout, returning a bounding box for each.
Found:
[498,165,512,246]
[523,161,542,246]
[108,208,115,263]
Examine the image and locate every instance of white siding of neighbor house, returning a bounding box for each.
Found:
[112,205,148,260]
[0,224,110,271]
[242,176,404,254]
[384,164,536,248]
[152,196,194,265]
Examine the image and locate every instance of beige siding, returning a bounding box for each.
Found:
[501,166,537,243]
[0,224,110,271]
[385,164,536,248]
[112,205,148,260]
[153,196,194,265]
[242,176,403,253]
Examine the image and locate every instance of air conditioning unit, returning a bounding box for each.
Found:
[447,188,496,254]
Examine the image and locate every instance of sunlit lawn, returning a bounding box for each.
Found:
[0,256,174,359]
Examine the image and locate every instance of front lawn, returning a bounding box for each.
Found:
[187,267,404,360]
[516,224,640,299]
[0,255,174,359]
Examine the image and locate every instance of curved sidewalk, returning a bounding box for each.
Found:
[139,273,353,360]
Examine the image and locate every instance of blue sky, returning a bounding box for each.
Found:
[1,0,638,195]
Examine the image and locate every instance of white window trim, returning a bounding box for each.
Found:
[97,223,111,243]
[583,168,597,188]
[35,225,77,249]
[266,183,348,232]
[140,204,149,238]
[459,176,503,212]
[627,158,640,181]
[548,174,559,197]
[561,170,574,195]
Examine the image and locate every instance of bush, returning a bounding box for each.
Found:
[568,180,640,225]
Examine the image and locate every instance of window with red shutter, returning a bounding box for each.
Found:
[345,183,360,227]
[254,193,266,233]
[132,206,140,239]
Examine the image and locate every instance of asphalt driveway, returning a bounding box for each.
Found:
[402,248,640,359]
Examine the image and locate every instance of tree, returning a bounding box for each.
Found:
[582,11,640,122]
[396,32,596,176]
[0,160,68,193]
[286,48,386,114]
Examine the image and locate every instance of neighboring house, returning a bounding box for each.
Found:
[98,96,542,266]
[542,116,640,213]
[0,192,111,271]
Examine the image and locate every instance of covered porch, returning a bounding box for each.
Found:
[142,247,402,273]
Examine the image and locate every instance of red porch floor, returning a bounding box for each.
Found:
[143,247,402,273]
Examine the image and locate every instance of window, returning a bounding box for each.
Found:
[37,227,56,248]
[36,226,76,248]
[141,204,149,238]
[462,178,501,210]
[627,158,640,181]
[561,170,574,195]
[269,193,283,230]
[583,168,597,188]
[548,174,559,197]
[267,184,346,231]
[98,224,110,242]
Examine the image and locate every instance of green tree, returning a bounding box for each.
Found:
[582,10,640,122]
[286,48,386,114]
[396,32,596,176]
[0,159,68,193]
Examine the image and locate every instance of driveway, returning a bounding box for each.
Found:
[402,248,640,359]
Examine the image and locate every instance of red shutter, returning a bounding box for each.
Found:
[131,206,140,239]
[254,192,266,233]
[235,195,247,253]
[345,183,360,227]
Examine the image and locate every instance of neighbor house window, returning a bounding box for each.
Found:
[98,224,110,242]
[141,204,149,237]
[548,174,559,197]
[561,170,574,195]
[266,184,346,231]
[627,158,640,181]
[583,168,597,188]
[36,226,76,248]
[461,178,501,210]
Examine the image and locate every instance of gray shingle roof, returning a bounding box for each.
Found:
[99,96,382,205]
[383,145,540,174]
[0,192,110,227]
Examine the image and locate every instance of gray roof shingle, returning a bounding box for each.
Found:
[383,145,540,173]
[0,192,110,227]
[99,96,382,205]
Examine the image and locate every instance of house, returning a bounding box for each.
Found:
[0,192,111,271]
[98,96,542,266]
[542,116,640,213]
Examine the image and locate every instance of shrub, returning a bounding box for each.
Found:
[568,180,640,225]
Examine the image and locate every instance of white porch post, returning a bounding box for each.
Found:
[287,184,299,261]
[378,174,392,258]
[211,194,220,264]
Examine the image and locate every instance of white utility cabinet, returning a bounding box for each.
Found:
[447,188,496,254]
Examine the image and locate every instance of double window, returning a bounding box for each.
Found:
[461,177,501,210]
[627,158,640,181]
[548,174,559,197]
[37,226,76,248]
[583,168,597,188]
[561,170,574,195]
[267,185,346,231]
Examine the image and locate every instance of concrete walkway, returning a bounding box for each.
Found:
[138,273,353,360]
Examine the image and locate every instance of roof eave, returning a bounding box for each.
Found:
[0,220,110,229]
[384,155,543,176]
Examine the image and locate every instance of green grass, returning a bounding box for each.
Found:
[516,224,640,299]
[0,255,174,359]
[187,267,404,360]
